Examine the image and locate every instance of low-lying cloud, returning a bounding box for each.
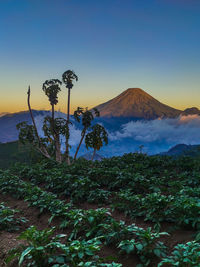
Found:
[35,112,82,149]
[109,115,200,148]
[34,113,200,156]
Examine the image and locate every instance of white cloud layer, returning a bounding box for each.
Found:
[109,115,200,145]
[34,112,82,149]
[33,113,200,155]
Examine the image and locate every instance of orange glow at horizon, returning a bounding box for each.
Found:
[1,98,200,115]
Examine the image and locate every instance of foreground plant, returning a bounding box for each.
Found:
[0,202,27,232]
[6,226,121,267]
[118,226,168,266]
[158,241,200,266]
[6,226,66,266]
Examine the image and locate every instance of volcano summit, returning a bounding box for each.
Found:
[94,88,182,119]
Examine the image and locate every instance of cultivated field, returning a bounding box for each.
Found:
[0,153,200,266]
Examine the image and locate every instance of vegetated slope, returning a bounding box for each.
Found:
[94,88,182,119]
[1,153,200,266]
[0,141,41,168]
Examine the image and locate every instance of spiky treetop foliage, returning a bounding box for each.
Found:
[62,70,78,89]
[42,79,62,106]
[74,107,100,130]
[85,124,108,151]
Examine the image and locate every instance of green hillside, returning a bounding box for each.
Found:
[0,141,41,169]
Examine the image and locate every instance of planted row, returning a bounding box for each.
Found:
[0,170,170,266]
[0,202,27,232]
[113,190,200,229]
[7,226,122,267]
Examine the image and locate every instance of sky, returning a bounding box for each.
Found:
[0,0,200,113]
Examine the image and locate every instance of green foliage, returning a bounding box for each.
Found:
[74,107,100,127]
[87,189,112,204]
[158,241,200,266]
[6,226,66,266]
[85,124,108,151]
[0,170,72,218]
[73,107,101,160]
[8,153,200,230]
[42,116,69,138]
[62,70,78,89]
[17,122,39,146]
[118,226,168,266]
[6,226,121,267]
[42,79,62,106]
[0,141,41,169]
[0,202,27,232]
[3,153,200,266]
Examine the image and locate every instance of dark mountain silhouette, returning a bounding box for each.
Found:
[0,110,48,143]
[0,112,9,117]
[161,144,200,157]
[182,107,200,115]
[94,88,182,119]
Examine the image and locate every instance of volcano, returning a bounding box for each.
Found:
[94,88,182,119]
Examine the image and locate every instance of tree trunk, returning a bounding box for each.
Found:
[91,148,96,161]
[52,104,54,121]
[67,88,70,123]
[51,104,62,163]
[55,134,62,163]
[73,129,86,161]
[65,88,71,165]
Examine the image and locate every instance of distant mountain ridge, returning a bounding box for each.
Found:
[182,107,200,116]
[0,112,9,117]
[1,88,200,145]
[0,110,49,143]
[94,88,200,119]
[161,144,200,157]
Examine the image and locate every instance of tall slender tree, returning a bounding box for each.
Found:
[85,124,108,161]
[17,70,108,164]
[42,79,62,162]
[42,79,62,122]
[73,107,100,161]
[62,70,78,164]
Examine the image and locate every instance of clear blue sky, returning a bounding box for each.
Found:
[0,0,200,113]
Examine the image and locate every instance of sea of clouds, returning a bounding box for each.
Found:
[34,113,200,157]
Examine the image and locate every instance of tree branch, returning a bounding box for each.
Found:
[27,86,50,159]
